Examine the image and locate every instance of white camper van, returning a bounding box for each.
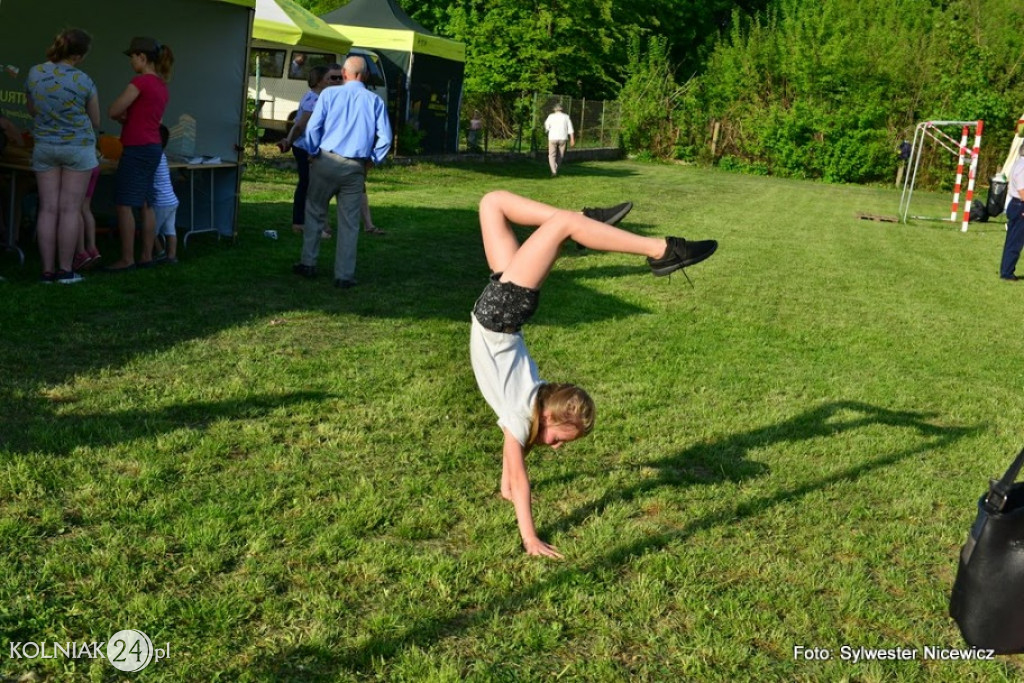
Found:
[249,40,388,137]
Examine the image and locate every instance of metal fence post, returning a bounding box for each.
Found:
[578,97,585,147]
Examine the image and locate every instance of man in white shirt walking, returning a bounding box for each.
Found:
[543,102,574,177]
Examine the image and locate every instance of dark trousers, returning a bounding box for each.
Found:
[1001,198,1024,278]
[291,146,310,226]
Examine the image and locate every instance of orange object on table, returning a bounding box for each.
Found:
[98,134,123,161]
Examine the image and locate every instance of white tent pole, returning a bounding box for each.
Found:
[254,55,261,160]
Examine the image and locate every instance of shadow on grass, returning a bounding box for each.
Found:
[539,400,956,537]
[0,200,670,456]
[445,158,642,181]
[245,400,978,680]
[0,204,670,397]
[0,391,330,456]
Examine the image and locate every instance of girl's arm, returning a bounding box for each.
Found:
[86,92,100,130]
[502,429,563,559]
[108,83,140,123]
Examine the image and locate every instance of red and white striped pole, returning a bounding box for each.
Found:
[961,120,984,232]
[951,126,968,222]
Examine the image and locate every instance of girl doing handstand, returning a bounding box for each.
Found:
[470,191,717,558]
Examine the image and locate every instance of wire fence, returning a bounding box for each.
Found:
[458,92,622,155]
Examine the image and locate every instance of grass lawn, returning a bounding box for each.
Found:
[2,157,1023,681]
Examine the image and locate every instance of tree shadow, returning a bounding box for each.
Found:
[430,157,642,181]
[244,400,978,680]
[1,202,675,458]
[0,391,330,456]
[539,400,955,537]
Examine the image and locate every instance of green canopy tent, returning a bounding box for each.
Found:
[253,0,352,53]
[322,0,465,154]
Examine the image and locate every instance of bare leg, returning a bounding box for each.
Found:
[56,168,90,272]
[479,190,667,290]
[139,204,156,264]
[81,168,99,255]
[82,203,96,255]
[112,205,136,267]
[34,169,61,274]
[361,192,382,232]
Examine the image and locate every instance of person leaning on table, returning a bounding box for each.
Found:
[1000,145,1024,282]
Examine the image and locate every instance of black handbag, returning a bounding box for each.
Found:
[950,446,1024,653]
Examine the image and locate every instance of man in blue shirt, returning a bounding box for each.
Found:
[295,55,392,288]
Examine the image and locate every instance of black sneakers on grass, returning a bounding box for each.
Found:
[648,237,718,277]
[583,201,633,226]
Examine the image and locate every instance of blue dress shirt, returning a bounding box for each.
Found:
[302,81,392,166]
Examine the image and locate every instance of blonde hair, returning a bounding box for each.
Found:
[527,383,595,449]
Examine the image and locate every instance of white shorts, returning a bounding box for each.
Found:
[153,204,178,237]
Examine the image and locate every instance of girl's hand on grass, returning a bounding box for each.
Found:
[524,538,564,559]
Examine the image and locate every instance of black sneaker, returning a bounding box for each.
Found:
[582,201,633,226]
[55,270,84,285]
[292,263,317,278]
[334,278,357,289]
[648,237,718,277]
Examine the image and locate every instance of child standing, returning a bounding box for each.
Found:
[106,36,173,271]
[469,191,717,558]
[72,164,102,271]
[142,124,179,265]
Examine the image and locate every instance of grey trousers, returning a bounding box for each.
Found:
[548,140,567,175]
[301,152,366,282]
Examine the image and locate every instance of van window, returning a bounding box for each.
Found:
[251,48,286,79]
[289,51,337,80]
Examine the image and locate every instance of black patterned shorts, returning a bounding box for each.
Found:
[472,273,540,333]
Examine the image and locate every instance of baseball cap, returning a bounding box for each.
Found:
[123,37,159,56]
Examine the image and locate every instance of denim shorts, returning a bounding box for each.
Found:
[472,273,540,333]
[115,144,162,207]
[31,142,98,173]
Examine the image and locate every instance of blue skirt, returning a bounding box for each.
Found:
[115,143,162,207]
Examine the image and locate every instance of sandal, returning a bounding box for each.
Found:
[364,226,386,235]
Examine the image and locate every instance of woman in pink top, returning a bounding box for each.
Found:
[106,36,174,271]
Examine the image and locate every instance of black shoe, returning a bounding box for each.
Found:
[55,270,84,284]
[334,278,357,289]
[582,201,633,226]
[1002,275,1020,282]
[648,237,718,277]
[293,263,317,278]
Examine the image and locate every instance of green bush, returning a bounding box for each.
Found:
[618,36,685,159]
